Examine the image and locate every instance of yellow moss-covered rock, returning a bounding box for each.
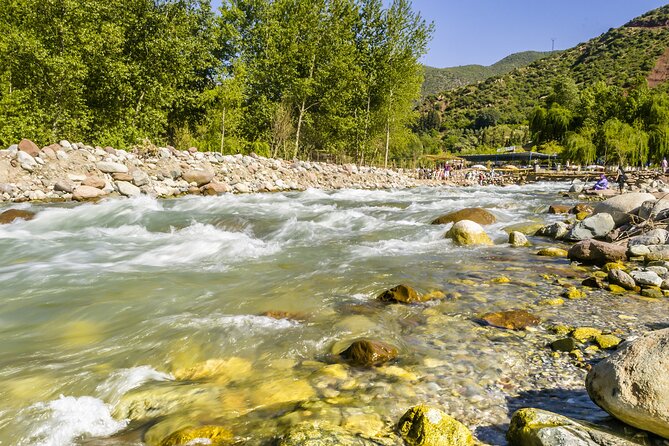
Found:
[249,378,316,407]
[541,298,565,306]
[173,357,252,383]
[608,284,627,294]
[446,220,493,246]
[315,364,349,380]
[502,222,545,235]
[572,327,602,342]
[378,365,419,381]
[603,262,626,273]
[595,334,622,350]
[562,287,587,299]
[490,276,511,284]
[160,426,233,446]
[576,211,590,221]
[549,325,573,336]
[537,247,568,257]
[398,405,473,446]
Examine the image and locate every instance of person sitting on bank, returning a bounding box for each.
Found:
[593,173,609,190]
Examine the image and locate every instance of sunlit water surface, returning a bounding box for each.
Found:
[1,184,667,445]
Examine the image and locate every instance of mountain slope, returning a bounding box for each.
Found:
[422,51,555,97]
[425,5,669,134]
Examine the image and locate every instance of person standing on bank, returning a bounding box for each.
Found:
[663,157,668,174]
[616,166,627,193]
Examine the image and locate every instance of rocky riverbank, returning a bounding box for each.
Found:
[0,139,445,203]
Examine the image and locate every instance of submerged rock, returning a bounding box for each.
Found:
[586,328,669,439]
[507,408,644,445]
[478,310,540,330]
[446,220,493,246]
[431,208,496,226]
[0,209,35,224]
[277,421,387,446]
[377,284,421,304]
[160,425,233,446]
[397,405,473,446]
[339,339,398,367]
[536,247,568,257]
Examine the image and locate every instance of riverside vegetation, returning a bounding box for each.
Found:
[0,0,431,167]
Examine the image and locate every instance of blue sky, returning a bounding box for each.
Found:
[210,1,669,67]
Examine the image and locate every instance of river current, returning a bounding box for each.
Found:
[1,184,667,445]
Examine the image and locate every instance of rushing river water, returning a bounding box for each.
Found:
[1,184,668,446]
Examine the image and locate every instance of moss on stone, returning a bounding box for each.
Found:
[398,405,473,446]
[537,247,568,257]
[161,426,233,446]
[571,327,602,342]
[595,334,622,349]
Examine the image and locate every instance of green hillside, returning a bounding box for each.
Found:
[422,51,555,97]
[419,4,669,153]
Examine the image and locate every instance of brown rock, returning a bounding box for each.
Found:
[431,208,496,226]
[41,144,60,159]
[0,209,35,224]
[478,310,540,330]
[548,205,571,214]
[112,172,133,182]
[54,181,74,193]
[608,268,636,290]
[377,284,421,304]
[568,239,627,265]
[202,182,230,195]
[570,203,593,215]
[339,339,398,367]
[18,139,40,157]
[261,311,305,321]
[183,169,214,186]
[82,176,106,189]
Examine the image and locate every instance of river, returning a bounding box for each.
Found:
[1,184,667,445]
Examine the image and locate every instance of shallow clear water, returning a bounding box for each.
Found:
[1,184,667,445]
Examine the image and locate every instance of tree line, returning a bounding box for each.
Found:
[529,77,669,166]
[0,0,432,166]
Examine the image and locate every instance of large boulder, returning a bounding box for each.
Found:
[586,328,669,439]
[398,405,473,446]
[628,229,669,247]
[593,193,656,226]
[182,169,215,186]
[0,209,35,224]
[432,208,496,226]
[507,408,645,446]
[446,220,493,246]
[566,213,616,241]
[17,151,37,171]
[638,197,669,221]
[339,339,398,367]
[568,240,627,265]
